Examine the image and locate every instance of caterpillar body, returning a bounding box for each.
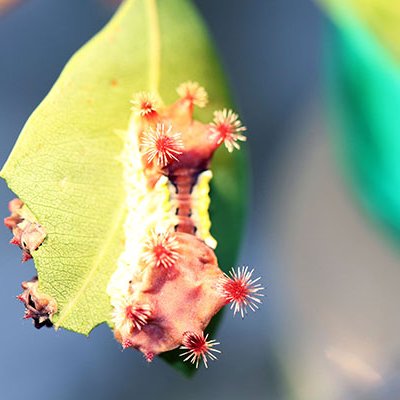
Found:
[106,82,264,367]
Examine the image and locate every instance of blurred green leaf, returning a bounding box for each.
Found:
[326,6,400,243]
[1,0,247,372]
[319,0,400,64]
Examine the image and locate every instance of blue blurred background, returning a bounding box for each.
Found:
[2,1,400,399]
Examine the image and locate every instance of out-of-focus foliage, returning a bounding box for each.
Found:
[322,0,400,242]
[320,0,400,63]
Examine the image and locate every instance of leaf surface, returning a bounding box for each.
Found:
[1,0,247,357]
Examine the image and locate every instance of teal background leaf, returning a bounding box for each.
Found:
[326,9,400,244]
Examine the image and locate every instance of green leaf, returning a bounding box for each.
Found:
[1,0,247,371]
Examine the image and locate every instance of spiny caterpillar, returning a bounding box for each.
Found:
[107,81,264,367]
[4,81,264,369]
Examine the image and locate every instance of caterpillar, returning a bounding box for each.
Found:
[4,81,264,369]
[107,81,264,367]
